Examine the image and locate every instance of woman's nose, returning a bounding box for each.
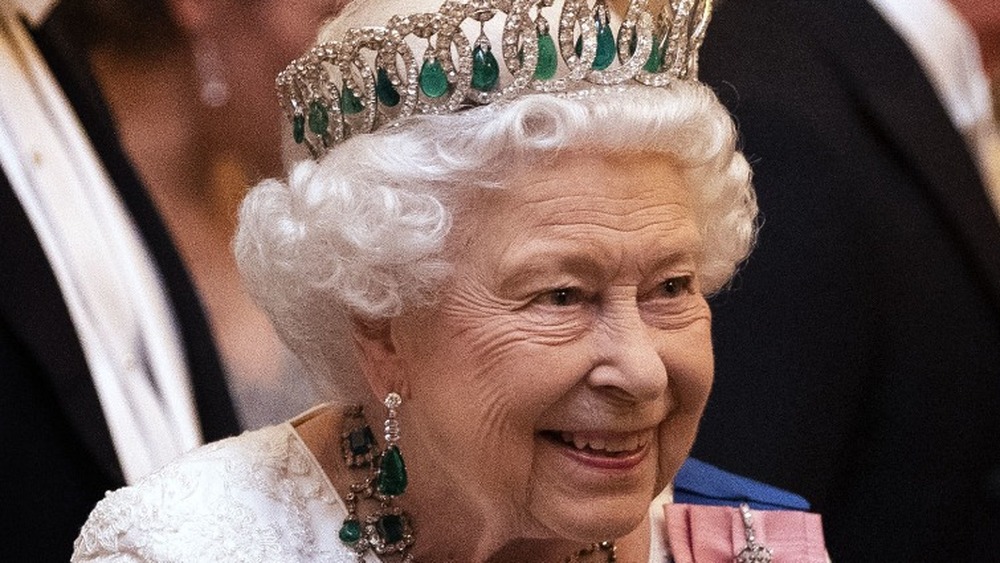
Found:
[586,300,668,403]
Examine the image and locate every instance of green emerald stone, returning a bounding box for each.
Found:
[348,425,376,456]
[535,32,558,80]
[593,19,616,70]
[340,85,363,115]
[471,44,500,92]
[292,113,305,144]
[377,514,405,544]
[643,41,663,73]
[627,30,662,72]
[338,519,361,544]
[377,445,407,496]
[376,68,400,107]
[574,17,617,70]
[419,57,449,98]
[308,100,328,136]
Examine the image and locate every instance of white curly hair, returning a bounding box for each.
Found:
[235,81,756,400]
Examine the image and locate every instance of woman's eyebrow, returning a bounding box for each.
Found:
[496,251,607,294]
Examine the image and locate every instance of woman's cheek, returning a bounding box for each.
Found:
[655,409,703,490]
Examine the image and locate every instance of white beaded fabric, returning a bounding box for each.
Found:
[70,406,683,562]
[71,410,377,563]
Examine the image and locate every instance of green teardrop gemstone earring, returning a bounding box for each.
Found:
[377,392,407,496]
[336,403,415,559]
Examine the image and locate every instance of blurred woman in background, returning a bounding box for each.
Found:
[63,0,350,427]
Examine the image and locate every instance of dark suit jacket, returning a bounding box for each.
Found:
[0,5,240,561]
[693,1,1000,560]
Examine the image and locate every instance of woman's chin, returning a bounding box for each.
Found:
[531,495,650,543]
[528,432,658,540]
[533,429,658,486]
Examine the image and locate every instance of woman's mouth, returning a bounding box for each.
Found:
[539,429,652,469]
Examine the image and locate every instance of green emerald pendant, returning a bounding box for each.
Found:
[377,514,405,544]
[629,31,663,73]
[338,519,361,544]
[340,85,363,115]
[574,14,617,70]
[377,445,407,496]
[593,18,616,70]
[307,100,328,136]
[292,113,305,144]
[535,31,558,80]
[419,57,449,98]
[376,68,401,107]
[347,425,376,456]
[471,43,500,92]
[643,36,663,73]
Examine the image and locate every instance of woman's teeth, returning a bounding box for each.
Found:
[558,431,646,453]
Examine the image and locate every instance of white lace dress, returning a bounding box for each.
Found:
[71,408,379,562]
[72,405,673,562]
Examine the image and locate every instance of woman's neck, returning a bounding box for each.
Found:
[88,45,293,390]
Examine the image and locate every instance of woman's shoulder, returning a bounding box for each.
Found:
[72,414,354,562]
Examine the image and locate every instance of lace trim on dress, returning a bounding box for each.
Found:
[72,418,370,562]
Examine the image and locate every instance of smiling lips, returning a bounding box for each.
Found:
[557,431,649,454]
[542,429,653,470]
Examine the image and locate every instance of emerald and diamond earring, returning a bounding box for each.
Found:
[338,394,414,560]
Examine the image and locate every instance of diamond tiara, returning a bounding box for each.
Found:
[277,0,713,158]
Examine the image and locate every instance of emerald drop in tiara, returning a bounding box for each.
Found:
[277,0,713,159]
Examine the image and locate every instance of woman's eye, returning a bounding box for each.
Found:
[659,276,693,298]
[537,287,583,307]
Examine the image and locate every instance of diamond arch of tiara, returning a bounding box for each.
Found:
[276,0,713,158]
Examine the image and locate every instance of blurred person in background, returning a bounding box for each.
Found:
[61,0,351,428]
[692,0,1000,560]
[0,1,239,560]
[951,0,1000,78]
[950,0,1000,195]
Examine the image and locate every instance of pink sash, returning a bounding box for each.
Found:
[664,503,827,562]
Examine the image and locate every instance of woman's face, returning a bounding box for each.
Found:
[387,152,713,542]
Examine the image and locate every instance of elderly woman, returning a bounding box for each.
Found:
[73,0,825,561]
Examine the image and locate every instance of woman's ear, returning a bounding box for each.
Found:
[350,315,405,400]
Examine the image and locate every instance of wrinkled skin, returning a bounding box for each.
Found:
[356,152,715,562]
